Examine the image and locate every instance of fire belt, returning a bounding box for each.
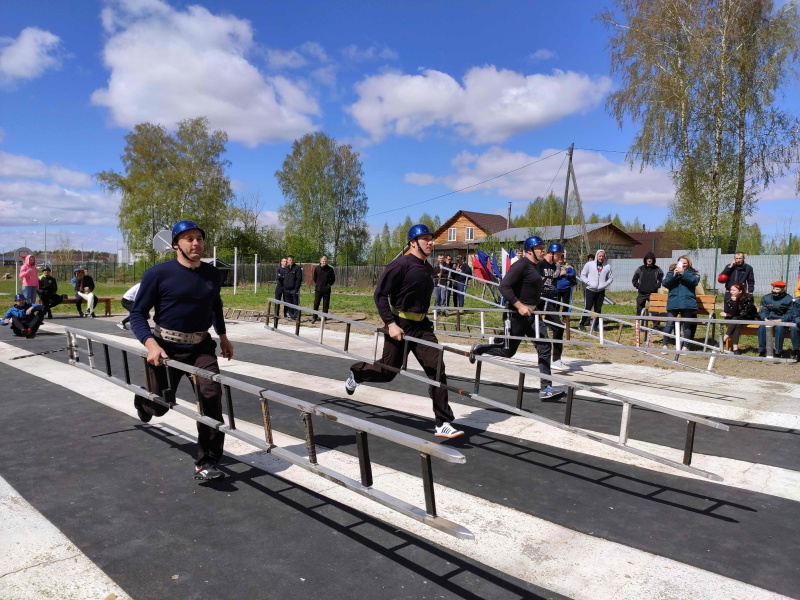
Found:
[391,307,425,322]
[153,325,209,345]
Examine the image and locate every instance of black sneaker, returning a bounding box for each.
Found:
[469,342,489,364]
[134,399,152,423]
[194,463,224,480]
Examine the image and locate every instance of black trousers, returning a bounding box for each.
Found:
[556,289,572,312]
[539,297,564,362]
[284,290,299,318]
[662,309,697,348]
[10,311,45,336]
[120,297,135,325]
[475,312,552,388]
[133,336,225,466]
[580,289,605,326]
[274,285,286,316]
[38,291,63,317]
[635,292,654,329]
[350,317,455,427]
[313,290,331,317]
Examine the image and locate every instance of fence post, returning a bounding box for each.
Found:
[234,247,238,295]
[254,254,258,294]
[786,234,793,284]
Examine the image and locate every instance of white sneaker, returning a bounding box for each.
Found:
[344,371,359,395]
[550,359,568,372]
[540,386,565,400]
[435,422,464,439]
[116,322,127,330]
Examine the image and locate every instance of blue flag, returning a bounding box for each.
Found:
[490,251,502,279]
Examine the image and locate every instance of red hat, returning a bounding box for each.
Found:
[771,281,787,287]
[717,273,729,283]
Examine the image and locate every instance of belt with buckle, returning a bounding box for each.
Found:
[390,307,425,322]
[153,325,209,345]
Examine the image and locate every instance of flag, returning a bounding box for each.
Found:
[501,248,510,276]
[472,250,492,282]
[490,251,502,279]
[509,246,519,266]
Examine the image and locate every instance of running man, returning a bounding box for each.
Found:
[470,236,562,400]
[344,224,464,439]
[129,220,234,481]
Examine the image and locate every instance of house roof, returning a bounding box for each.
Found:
[478,223,641,245]
[435,210,510,237]
[627,231,682,257]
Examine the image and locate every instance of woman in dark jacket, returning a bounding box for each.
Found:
[721,282,758,354]
[661,255,700,350]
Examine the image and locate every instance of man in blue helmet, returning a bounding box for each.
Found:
[344,224,464,439]
[470,236,562,400]
[129,219,234,481]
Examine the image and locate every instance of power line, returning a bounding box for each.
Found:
[367,149,568,219]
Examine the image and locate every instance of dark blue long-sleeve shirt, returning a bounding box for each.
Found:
[129,259,226,347]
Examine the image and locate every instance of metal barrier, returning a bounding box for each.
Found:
[264,299,730,482]
[63,327,472,540]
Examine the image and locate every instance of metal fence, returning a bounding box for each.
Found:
[603,251,799,296]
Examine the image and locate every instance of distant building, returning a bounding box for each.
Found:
[429,210,512,254]
[627,231,683,258]
[483,223,641,259]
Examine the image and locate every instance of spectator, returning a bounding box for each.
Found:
[578,250,613,328]
[2,293,45,338]
[445,255,455,306]
[37,266,65,319]
[757,281,793,357]
[433,254,449,308]
[117,282,140,330]
[587,253,595,262]
[720,252,755,299]
[274,257,288,317]
[661,255,700,350]
[71,268,97,318]
[539,243,568,372]
[311,256,336,323]
[783,296,800,362]
[283,255,303,319]
[632,251,664,328]
[555,249,577,312]
[19,255,39,304]
[720,282,758,354]
[451,255,471,308]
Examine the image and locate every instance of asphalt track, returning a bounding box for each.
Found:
[1,316,799,599]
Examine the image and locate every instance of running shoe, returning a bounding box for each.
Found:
[550,360,568,372]
[344,371,359,395]
[194,463,224,481]
[116,322,127,330]
[540,386,564,401]
[434,422,464,439]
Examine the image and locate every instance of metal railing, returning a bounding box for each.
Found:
[64,327,472,539]
[264,299,730,482]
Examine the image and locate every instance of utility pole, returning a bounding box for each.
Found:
[559,143,574,244]
[506,201,511,229]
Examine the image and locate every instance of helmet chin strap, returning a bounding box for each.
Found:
[174,244,196,263]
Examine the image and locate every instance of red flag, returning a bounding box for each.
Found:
[471,256,491,281]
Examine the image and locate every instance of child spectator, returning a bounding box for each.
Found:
[2,294,45,338]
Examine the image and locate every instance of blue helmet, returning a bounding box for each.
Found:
[547,242,564,253]
[407,223,432,242]
[523,236,544,251]
[171,220,205,245]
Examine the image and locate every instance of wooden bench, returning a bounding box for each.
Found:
[644,293,718,347]
[61,296,115,317]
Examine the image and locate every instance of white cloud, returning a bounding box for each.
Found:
[92,0,320,147]
[266,48,306,69]
[0,151,92,187]
[0,27,61,87]
[342,44,398,62]
[528,49,557,62]
[406,147,676,207]
[347,66,612,144]
[0,180,118,227]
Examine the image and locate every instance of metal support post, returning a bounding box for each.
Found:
[121,350,130,384]
[295,311,301,336]
[224,384,235,430]
[683,421,696,465]
[87,339,96,369]
[420,453,437,517]
[766,326,774,359]
[355,431,373,487]
[480,311,485,334]
[515,373,525,409]
[319,316,326,343]
[599,318,604,345]
[564,387,574,425]
[102,344,111,377]
[344,323,351,352]
[259,397,274,446]
[373,330,380,361]
[473,361,482,393]
[402,339,410,370]
[619,401,631,444]
[302,412,317,464]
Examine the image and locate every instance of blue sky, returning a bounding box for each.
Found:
[1,0,798,256]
